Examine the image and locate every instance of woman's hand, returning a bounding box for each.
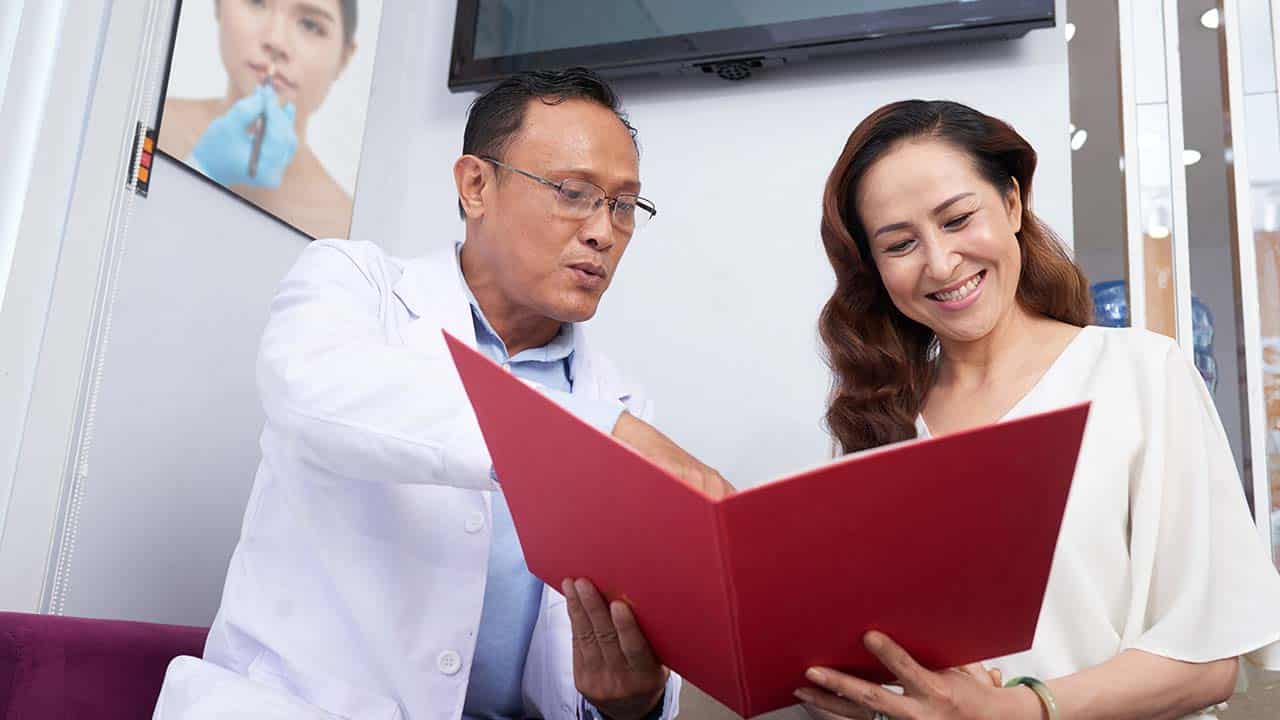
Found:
[191,84,297,189]
[795,631,1029,720]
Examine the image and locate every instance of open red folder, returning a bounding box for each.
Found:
[444,331,1088,717]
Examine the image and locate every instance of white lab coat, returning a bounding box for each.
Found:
[154,239,682,720]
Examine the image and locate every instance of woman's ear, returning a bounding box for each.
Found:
[1005,177,1023,235]
[338,41,358,75]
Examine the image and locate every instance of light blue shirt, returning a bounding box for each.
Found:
[459,252,624,719]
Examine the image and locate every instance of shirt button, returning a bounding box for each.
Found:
[464,511,485,534]
[437,650,462,675]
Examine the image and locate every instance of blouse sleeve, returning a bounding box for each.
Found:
[1122,338,1280,671]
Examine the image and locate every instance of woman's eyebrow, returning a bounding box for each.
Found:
[295,2,337,22]
[930,192,975,215]
[872,220,912,239]
[871,193,977,238]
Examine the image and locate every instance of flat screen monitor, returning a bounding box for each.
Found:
[449,1,1055,90]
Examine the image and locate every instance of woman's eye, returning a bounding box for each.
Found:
[299,17,327,36]
[944,212,974,230]
[885,238,915,254]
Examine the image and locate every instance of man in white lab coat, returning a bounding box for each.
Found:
[154,68,731,719]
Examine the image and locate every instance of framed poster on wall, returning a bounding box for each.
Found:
[156,0,383,239]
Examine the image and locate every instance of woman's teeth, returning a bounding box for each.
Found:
[933,272,983,302]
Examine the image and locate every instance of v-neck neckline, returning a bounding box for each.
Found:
[918,325,1094,438]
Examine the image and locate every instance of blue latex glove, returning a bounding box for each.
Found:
[191,84,297,189]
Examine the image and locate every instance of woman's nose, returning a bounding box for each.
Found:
[923,235,961,280]
[261,9,290,61]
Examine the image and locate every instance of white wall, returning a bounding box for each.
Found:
[364,3,1072,487]
[4,0,1069,629]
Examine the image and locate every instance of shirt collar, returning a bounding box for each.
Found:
[455,242,577,366]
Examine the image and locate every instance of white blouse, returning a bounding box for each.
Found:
[916,326,1280,716]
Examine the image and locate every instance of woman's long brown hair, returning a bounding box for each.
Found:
[819,100,1092,455]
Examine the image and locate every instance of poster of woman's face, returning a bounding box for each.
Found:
[158,0,383,239]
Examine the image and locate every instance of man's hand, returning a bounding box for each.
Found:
[564,578,668,720]
[611,413,735,499]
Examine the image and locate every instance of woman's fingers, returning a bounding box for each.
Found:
[802,667,917,719]
[953,662,999,686]
[794,688,877,719]
[863,631,934,696]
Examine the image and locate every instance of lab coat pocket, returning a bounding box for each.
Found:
[248,651,404,720]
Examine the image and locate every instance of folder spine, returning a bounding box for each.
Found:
[712,503,750,716]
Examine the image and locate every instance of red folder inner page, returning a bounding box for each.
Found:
[717,404,1088,716]
[443,332,745,710]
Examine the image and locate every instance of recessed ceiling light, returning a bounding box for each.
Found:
[1183,149,1202,166]
[1071,129,1088,151]
[1065,22,1076,42]
[1201,8,1220,29]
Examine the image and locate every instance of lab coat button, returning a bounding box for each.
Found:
[437,650,462,675]
[464,512,485,534]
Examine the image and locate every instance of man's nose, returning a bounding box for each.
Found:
[579,200,616,251]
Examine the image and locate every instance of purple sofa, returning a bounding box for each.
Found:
[0,612,208,719]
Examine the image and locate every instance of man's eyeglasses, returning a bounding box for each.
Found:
[480,156,656,232]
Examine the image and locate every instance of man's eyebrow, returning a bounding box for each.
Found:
[547,166,641,193]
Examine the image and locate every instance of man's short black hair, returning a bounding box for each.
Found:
[458,67,638,219]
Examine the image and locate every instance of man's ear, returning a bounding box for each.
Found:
[1006,177,1023,235]
[455,155,491,220]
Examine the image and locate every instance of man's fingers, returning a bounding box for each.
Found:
[609,600,661,673]
[699,470,734,499]
[574,579,627,668]
[563,578,603,670]
[677,467,734,500]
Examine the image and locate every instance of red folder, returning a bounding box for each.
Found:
[444,331,1087,717]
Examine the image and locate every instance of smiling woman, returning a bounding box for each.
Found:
[798,99,1280,720]
[157,0,382,239]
